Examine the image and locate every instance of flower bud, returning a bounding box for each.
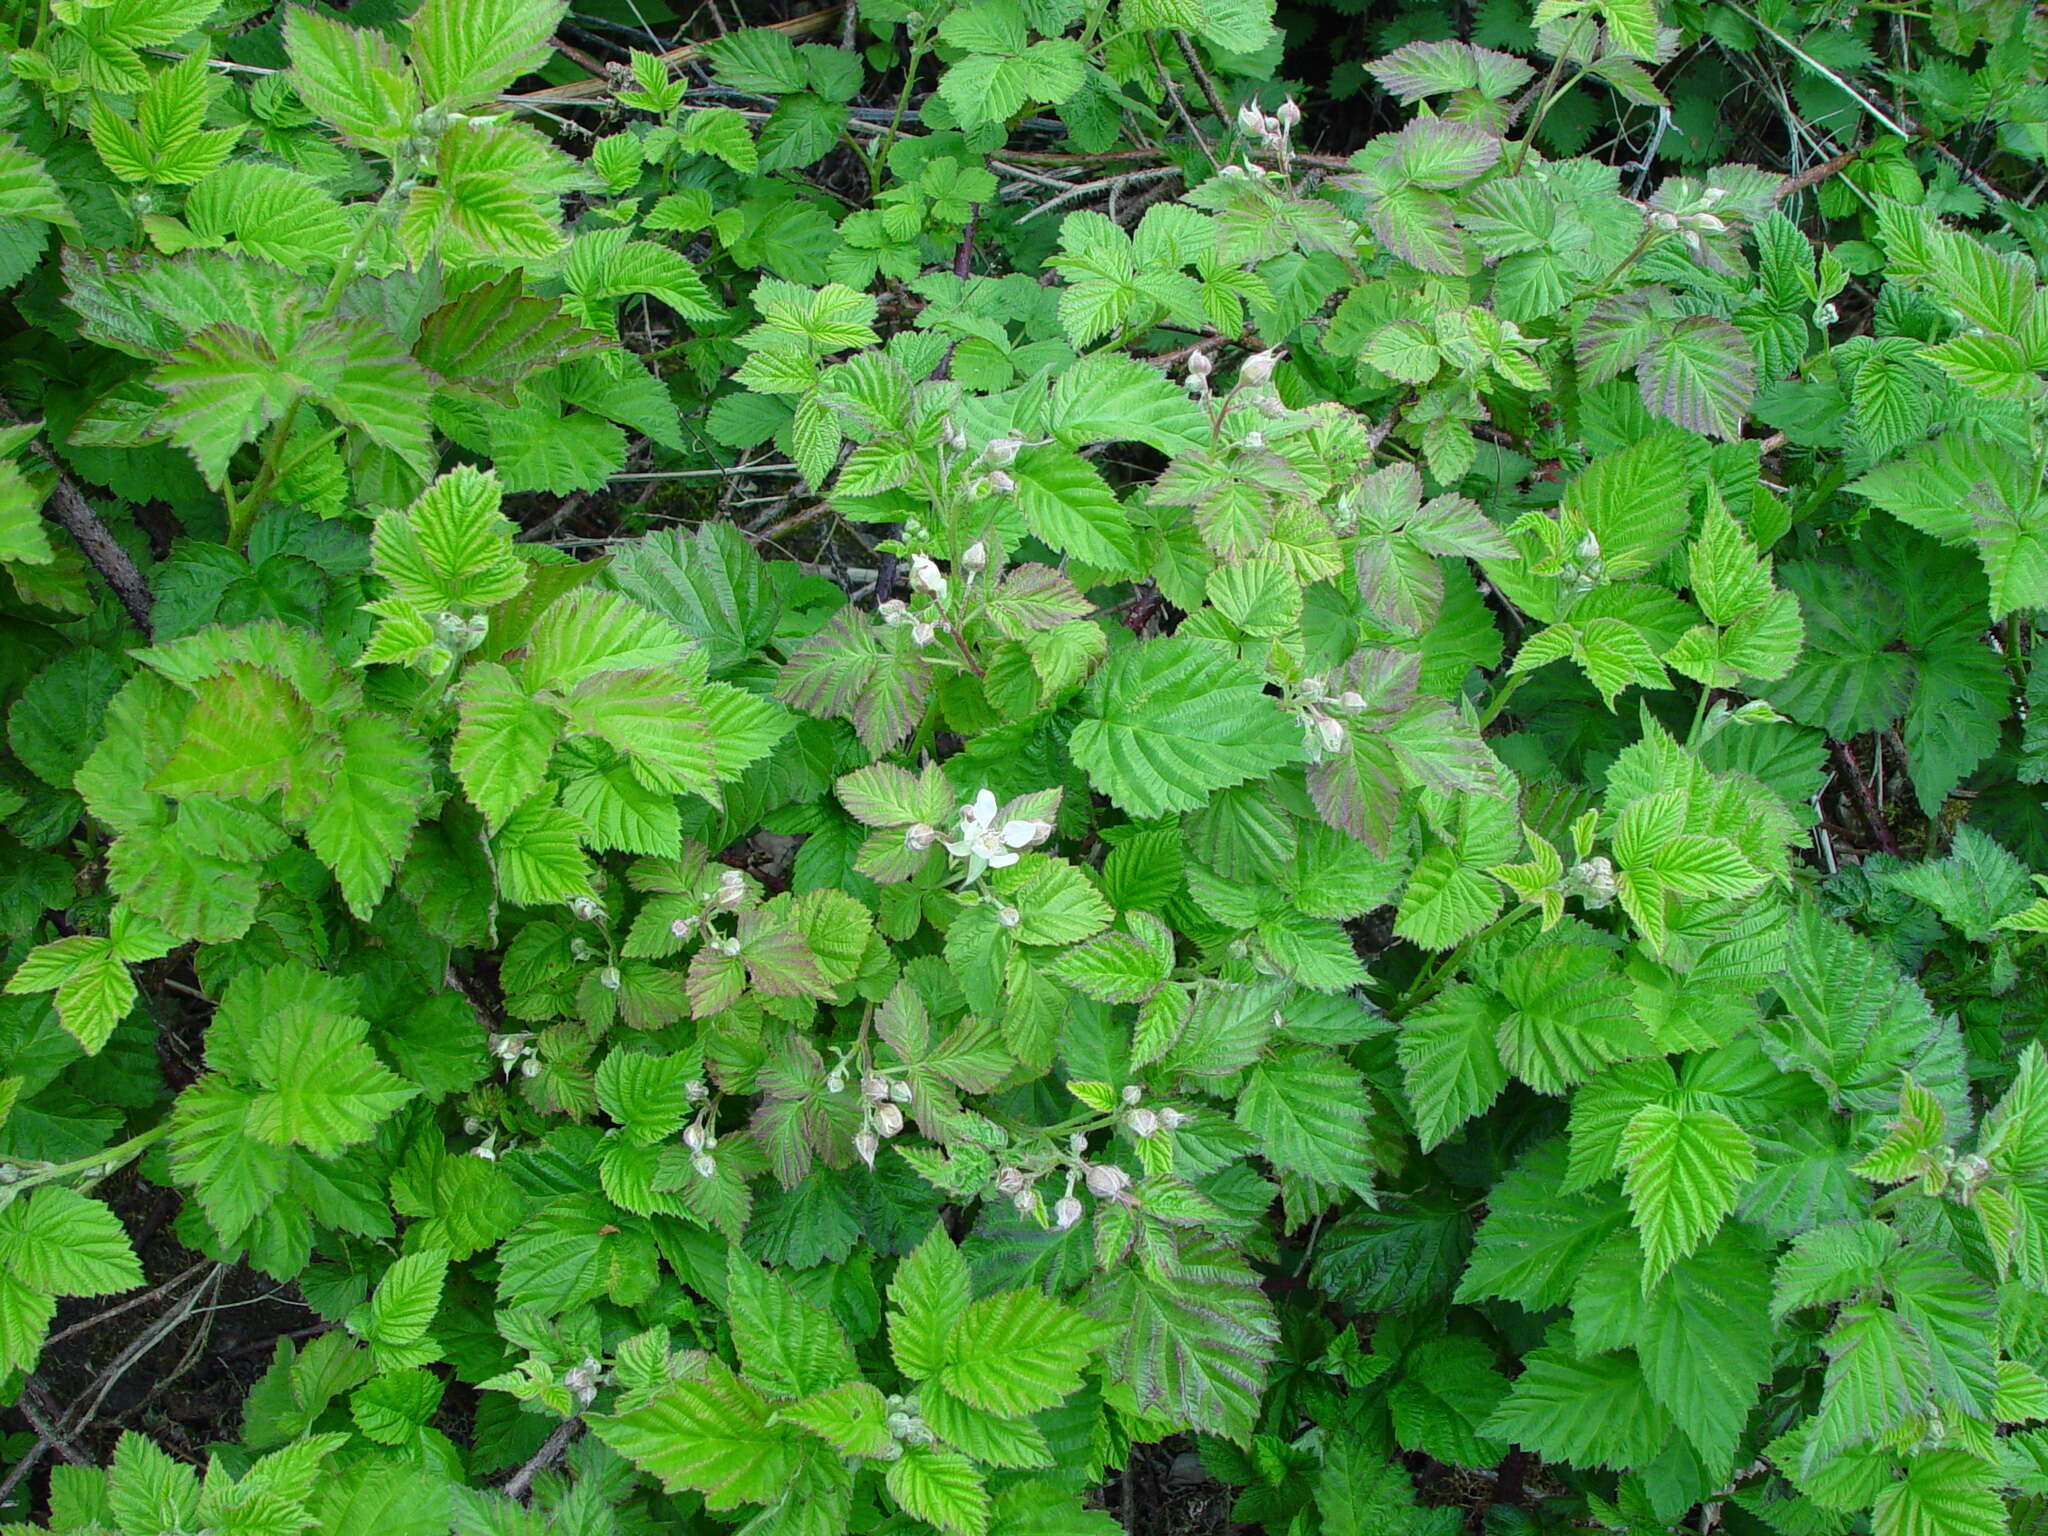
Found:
[716,869,747,908]
[1069,1132,1089,1154]
[875,1102,906,1137]
[910,619,937,647]
[1128,1107,1161,1138]
[670,915,697,940]
[1158,1107,1188,1130]
[1085,1163,1132,1198]
[520,1055,541,1078]
[683,1124,707,1151]
[1237,101,1266,135]
[879,598,912,626]
[462,1117,482,1136]
[1243,430,1265,449]
[994,1166,1028,1195]
[855,1129,879,1166]
[890,1078,914,1104]
[909,553,948,600]
[1053,1195,1084,1230]
[985,470,1015,494]
[905,822,939,851]
[1187,350,1213,380]
[826,1070,848,1094]
[1315,715,1347,753]
[598,965,622,991]
[982,438,1020,468]
[1240,350,1279,387]
[685,1079,709,1103]
[1338,690,1366,713]
[568,894,602,922]
[1121,1084,1143,1106]
[692,1151,716,1178]
[961,540,988,573]
[1277,97,1300,129]
[1012,1188,1039,1217]
[862,1074,890,1102]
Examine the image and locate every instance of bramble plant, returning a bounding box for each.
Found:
[0,0,2045,1532]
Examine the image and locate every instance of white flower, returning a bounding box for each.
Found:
[942,789,1041,871]
[909,553,947,600]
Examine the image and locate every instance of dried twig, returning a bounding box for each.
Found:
[27,442,154,637]
[510,5,845,102]
[504,1419,582,1501]
[1828,738,1900,857]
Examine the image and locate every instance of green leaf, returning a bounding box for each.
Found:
[491,799,593,906]
[1478,1325,1673,1472]
[1070,637,1302,818]
[453,663,558,830]
[1397,983,1510,1150]
[242,1008,420,1157]
[1621,1102,1755,1280]
[373,465,529,613]
[303,715,431,920]
[1638,316,1755,441]
[886,1447,990,1536]
[933,1289,1103,1418]
[591,1358,805,1509]
[285,9,417,152]
[1872,1451,2005,1536]
[727,1251,858,1399]
[890,1226,974,1382]
[410,0,567,107]
[1236,1043,1378,1199]
[1008,446,1139,570]
[1087,1235,1278,1444]
[0,1187,142,1297]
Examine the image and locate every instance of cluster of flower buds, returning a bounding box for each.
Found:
[490,1032,539,1079]
[1558,529,1604,596]
[850,1072,914,1166]
[461,1117,503,1161]
[878,598,938,648]
[883,1396,936,1455]
[1562,855,1618,909]
[431,609,490,654]
[1235,97,1301,162]
[1648,186,1730,257]
[683,1118,719,1178]
[563,1356,606,1407]
[1119,1085,1187,1139]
